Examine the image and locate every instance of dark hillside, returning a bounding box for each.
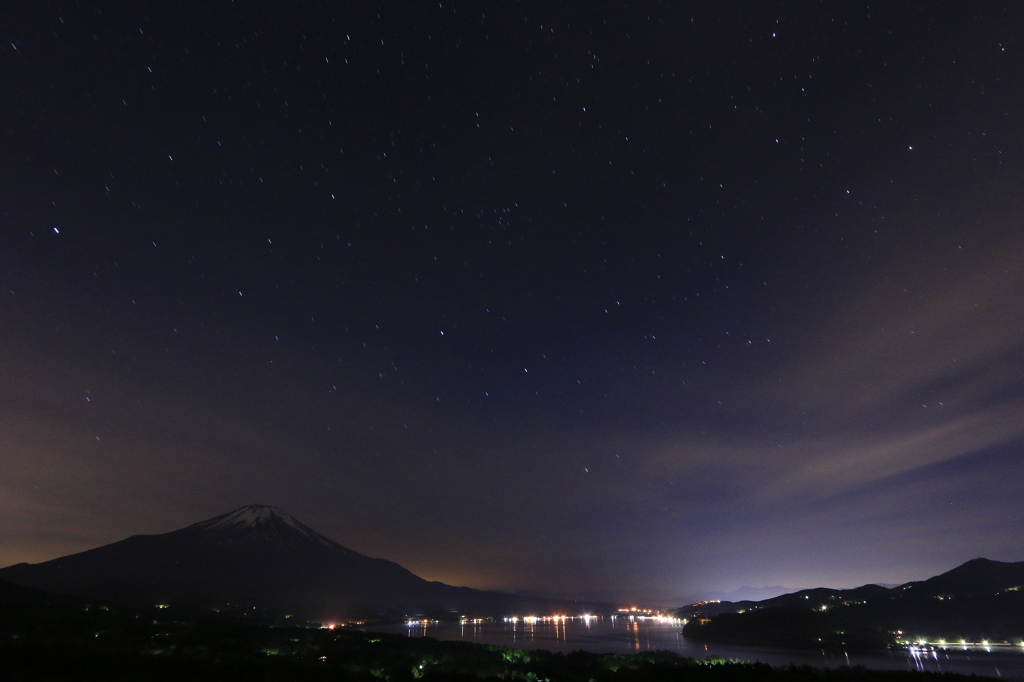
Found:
[0,583,1004,682]
[682,559,1024,651]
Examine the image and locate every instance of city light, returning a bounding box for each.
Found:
[496,613,683,626]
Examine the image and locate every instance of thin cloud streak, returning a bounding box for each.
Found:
[770,243,1024,428]
[611,239,1024,587]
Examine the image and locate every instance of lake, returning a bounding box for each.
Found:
[365,615,1024,679]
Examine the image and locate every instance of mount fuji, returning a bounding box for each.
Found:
[0,505,589,620]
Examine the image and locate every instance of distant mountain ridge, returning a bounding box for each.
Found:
[675,585,798,605]
[680,558,1024,650]
[0,504,598,621]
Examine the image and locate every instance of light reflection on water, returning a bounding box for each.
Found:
[366,616,1024,679]
[391,615,671,654]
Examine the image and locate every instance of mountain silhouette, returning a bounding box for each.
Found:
[0,505,593,620]
[680,558,1024,650]
[900,557,1024,596]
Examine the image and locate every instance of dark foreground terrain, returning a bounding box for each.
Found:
[2,580,1009,682]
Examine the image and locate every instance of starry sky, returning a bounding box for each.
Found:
[2,2,1023,605]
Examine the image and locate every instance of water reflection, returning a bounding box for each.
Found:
[374,615,1024,679]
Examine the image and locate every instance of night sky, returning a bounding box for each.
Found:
[3,2,1023,605]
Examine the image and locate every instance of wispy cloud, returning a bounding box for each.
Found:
[694,240,1024,499]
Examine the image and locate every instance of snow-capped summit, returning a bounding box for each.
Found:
[188,504,309,536]
[202,504,293,528]
[181,504,359,554]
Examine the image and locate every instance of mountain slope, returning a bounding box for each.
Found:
[0,505,587,620]
[680,558,1024,650]
[900,557,1024,596]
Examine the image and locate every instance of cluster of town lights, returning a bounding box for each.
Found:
[503,615,591,623]
[901,638,1024,651]
[499,614,683,624]
[403,613,683,626]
